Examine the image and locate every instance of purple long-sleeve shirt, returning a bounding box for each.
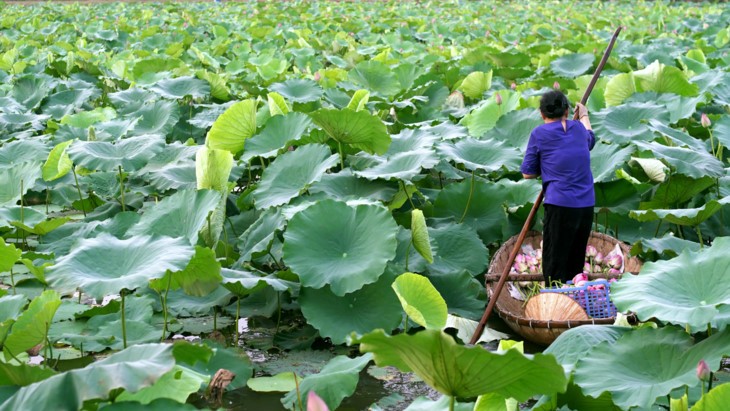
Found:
[520,120,596,208]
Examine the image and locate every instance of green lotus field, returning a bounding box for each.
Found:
[0,0,729,410]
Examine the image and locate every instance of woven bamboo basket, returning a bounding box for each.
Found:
[485,230,643,346]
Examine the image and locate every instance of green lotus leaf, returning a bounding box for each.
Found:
[0,361,56,387]
[127,100,179,136]
[188,342,253,391]
[241,112,312,162]
[149,76,210,100]
[126,189,220,245]
[67,135,165,172]
[604,73,637,107]
[426,223,489,277]
[308,170,397,202]
[612,237,730,331]
[247,372,297,393]
[283,200,398,295]
[11,74,56,111]
[150,246,222,297]
[590,142,635,183]
[0,344,175,411]
[237,208,285,262]
[348,61,401,97]
[195,147,233,247]
[544,325,631,369]
[392,272,447,329]
[444,314,510,345]
[2,290,60,359]
[574,326,730,410]
[646,120,705,152]
[411,209,433,264]
[61,107,116,129]
[595,102,669,145]
[221,268,295,298]
[41,140,73,182]
[691,382,730,411]
[633,60,699,97]
[347,89,370,111]
[0,294,26,341]
[253,144,338,209]
[269,79,323,103]
[115,365,208,406]
[353,149,439,182]
[438,138,522,173]
[433,179,507,243]
[428,271,487,320]
[629,92,705,124]
[310,108,391,155]
[267,92,290,116]
[205,99,257,155]
[405,396,474,411]
[629,157,668,183]
[299,268,402,344]
[486,51,531,68]
[629,196,730,227]
[712,115,730,149]
[633,141,724,179]
[281,354,372,410]
[641,175,714,209]
[550,53,594,78]
[46,233,194,299]
[460,90,521,138]
[0,238,22,273]
[631,233,701,260]
[0,140,50,166]
[459,71,493,100]
[164,286,233,318]
[353,329,567,400]
[146,164,197,191]
[0,162,42,207]
[490,109,543,149]
[10,216,70,237]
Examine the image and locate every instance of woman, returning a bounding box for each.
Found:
[520,90,595,284]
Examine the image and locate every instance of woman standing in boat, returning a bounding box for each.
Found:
[520,90,595,284]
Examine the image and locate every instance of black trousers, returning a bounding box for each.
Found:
[542,204,594,284]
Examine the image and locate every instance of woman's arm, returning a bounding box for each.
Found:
[575,103,595,150]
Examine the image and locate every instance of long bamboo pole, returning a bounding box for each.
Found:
[469,27,623,345]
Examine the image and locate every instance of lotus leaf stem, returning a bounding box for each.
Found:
[338,141,345,170]
[275,292,282,337]
[161,274,173,341]
[404,241,411,272]
[72,167,86,217]
[458,170,476,224]
[9,268,15,295]
[400,180,416,210]
[449,395,455,411]
[654,220,663,237]
[708,129,716,157]
[120,290,128,349]
[213,307,218,331]
[294,373,303,411]
[696,226,704,248]
[118,166,126,212]
[235,298,240,345]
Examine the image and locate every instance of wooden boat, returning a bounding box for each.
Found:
[485,231,643,346]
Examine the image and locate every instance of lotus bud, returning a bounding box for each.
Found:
[609,278,617,283]
[594,252,604,265]
[526,255,538,267]
[553,81,560,90]
[583,262,591,273]
[607,254,623,269]
[535,248,542,261]
[528,264,539,274]
[607,268,621,275]
[445,90,465,109]
[573,273,588,284]
[510,82,517,90]
[313,72,321,82]
[701,113,711,128]
[495,92,502,106]
[515,254,526,264]
[307,391,330,411]
[485,30,490,38]
[585,245,597,258]
[697,360,711,382]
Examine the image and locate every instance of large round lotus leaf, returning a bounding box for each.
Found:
[611,237,730,331]
[433,179,507,243]
[347,61,401,97]
[550,53,594,78]
[641,175,714,209]
[299,269,402,344]
[426,223,488,277]
[458,70,493,100]
[2,290,60,359]
[460,90,521,138]
[149,76,210,100]
[46,233,195,299]
[240,112,313,162]
[11,74,56,111]
[308,170,397,202]
[633,141,724,179]
[692,382,730,411]
[712,115,730,148]
[489,109,542,149]
[0,344,175,411]
[67,135,165,172]
[544,325,630,369]
[268,78,322,104]
[590,142,635,183]
[221,268,295,297]
[128,101,180,137]
[42,140,73,182]
[392,272,447,329]
[353,329,567,401]
[205,99,257,155]
[283,200,398,296]
[437,138,522,173]
[252,144,339,209]
[281,355,372,411]
[647,120,706,152]
[633,61,699,97]
[596,102,669,145]
[237,208,286,262]
[353,149,439,182]
[428,271,487,320]
[309,108,391,155]
[0,162,42,207]
[126,189,220,244]
[628,92,705,124]
[574,326,730,410]
[0,139,50,165]
[147,164,197,192]
[386,128,440,155]
[629,196,730,227]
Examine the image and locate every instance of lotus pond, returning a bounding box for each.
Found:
[1,0,730,410]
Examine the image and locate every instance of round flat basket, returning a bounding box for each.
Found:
[525,293,589,322]
[486,230,642,346]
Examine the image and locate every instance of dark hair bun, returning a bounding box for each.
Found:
[539,90,570,119]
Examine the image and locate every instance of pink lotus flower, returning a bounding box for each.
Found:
[510,82,517,90]
[607,268,621,275]
[701,113,711,128]
[594,252,604,265]
[573,273,588,284]
[585,245,597,258]
[495,92,502,105]
[697,360,711,382]
[606,254,622,269]
[553,81,560,90]
[583,262,591,273]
